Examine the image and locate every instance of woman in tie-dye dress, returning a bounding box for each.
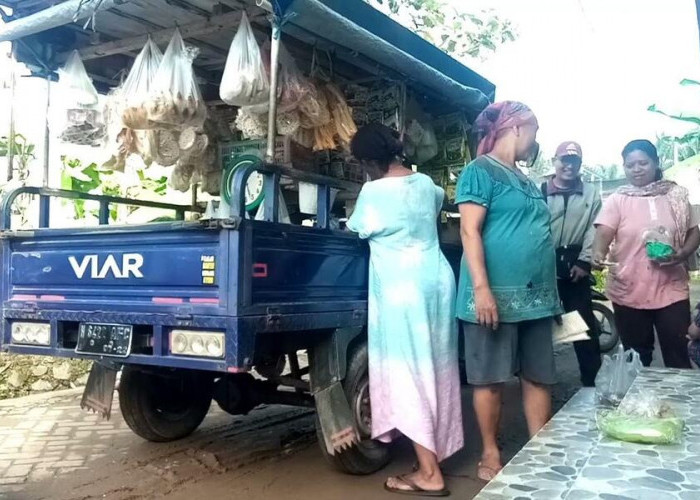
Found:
[347,123,463,497]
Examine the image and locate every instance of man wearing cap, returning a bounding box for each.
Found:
[542,142,602,387]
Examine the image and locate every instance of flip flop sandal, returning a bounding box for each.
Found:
[384,474,450,497]
[477,462,502,482]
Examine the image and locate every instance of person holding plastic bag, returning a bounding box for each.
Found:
[593,139,700,368]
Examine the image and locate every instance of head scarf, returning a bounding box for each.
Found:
[475,101,537,156]
[617,180,690,249]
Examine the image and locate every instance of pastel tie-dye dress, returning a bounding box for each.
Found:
[347,173,463,461]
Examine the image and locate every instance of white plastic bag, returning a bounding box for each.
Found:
[59,50,99,107]
[119,37,163,129]
[146,29,207,129]
[220,11,269,106]
[595,344,643,406]
[55,51,105,146]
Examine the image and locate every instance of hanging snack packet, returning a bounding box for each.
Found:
[146,29,207,129]
[119,37,164,129]
[55,51,105,147]
[220,11,269,106]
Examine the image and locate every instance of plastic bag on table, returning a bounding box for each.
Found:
[642,226,675,260]
[597,392,683,444]
[119,37,164,129]
[220,11,269,107]
[595,344,643,406]
[146,29,207,129]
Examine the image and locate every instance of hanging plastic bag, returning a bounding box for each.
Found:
[119,37,164,129]
[59,50,99,107]
[595,344,643,406]
[146,29,207,129]
[597,392,683,445]
[299,79,331,129]
[220,11,269,106]
[55,50,105,146]
[414,122,438,164]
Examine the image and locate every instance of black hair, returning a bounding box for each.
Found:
[350,123,404,173]
[622,139,662,180]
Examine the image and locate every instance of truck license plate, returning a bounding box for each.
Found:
[76,323,133,357]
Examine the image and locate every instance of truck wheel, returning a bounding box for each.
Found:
[316,341,390,475]
[119,366,213,442]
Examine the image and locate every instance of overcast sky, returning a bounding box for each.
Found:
[457,0,700,166]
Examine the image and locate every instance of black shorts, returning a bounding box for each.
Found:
[462,318,557,386]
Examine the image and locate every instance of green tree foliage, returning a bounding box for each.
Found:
[366,0,516,60]
[0,134,35,183]
[649,79,700,168]
[60,157,167,222]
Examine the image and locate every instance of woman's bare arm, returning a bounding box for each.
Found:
[593,225,616,267]
[459,203,498,329]
[681,226,700,259]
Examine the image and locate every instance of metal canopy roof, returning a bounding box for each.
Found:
[0,0,495,114]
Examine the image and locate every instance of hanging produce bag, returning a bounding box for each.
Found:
[119,37,164,129]
[145,29,207,129]
[220,11,269,106]
[55,50,105,147]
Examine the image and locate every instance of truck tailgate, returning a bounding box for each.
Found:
[4,224,225,311]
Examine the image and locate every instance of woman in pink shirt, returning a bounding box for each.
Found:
[593,140,700,368]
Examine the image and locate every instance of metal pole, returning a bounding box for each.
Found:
[265,20,281,162]
[42,77,50,187]
[6,48,16,182]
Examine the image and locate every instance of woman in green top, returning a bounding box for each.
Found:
[456,101,560,481]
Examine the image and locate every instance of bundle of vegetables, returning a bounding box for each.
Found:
[596,392,684,445]
[597,411,684,445]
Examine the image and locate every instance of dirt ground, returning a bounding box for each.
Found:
[2,344,585,500]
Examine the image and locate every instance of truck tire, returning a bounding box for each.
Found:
[316,341,390,475]
[119,366,213,442]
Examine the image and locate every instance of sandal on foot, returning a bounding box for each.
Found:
[477,462,502,482]
[384,474,450,497]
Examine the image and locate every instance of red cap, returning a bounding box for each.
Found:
[555,141,583,159]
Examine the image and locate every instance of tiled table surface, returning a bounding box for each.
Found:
[475,369,700,500]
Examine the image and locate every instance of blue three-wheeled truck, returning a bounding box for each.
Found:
[0,0,494,474]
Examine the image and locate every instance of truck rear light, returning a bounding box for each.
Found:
[169,330,225,359]
[11,322,51,346]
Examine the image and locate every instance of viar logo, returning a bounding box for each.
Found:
[69,253,144,279]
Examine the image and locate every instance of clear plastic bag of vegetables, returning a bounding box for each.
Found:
[220,11,269,106]
[146,29,207,129]
[597,393,684,445]
[119,37,164,129]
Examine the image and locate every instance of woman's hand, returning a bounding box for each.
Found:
[653,250,686,267]
[474,285,499,330]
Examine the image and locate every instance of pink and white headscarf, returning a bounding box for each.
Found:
[475,101,538,156]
